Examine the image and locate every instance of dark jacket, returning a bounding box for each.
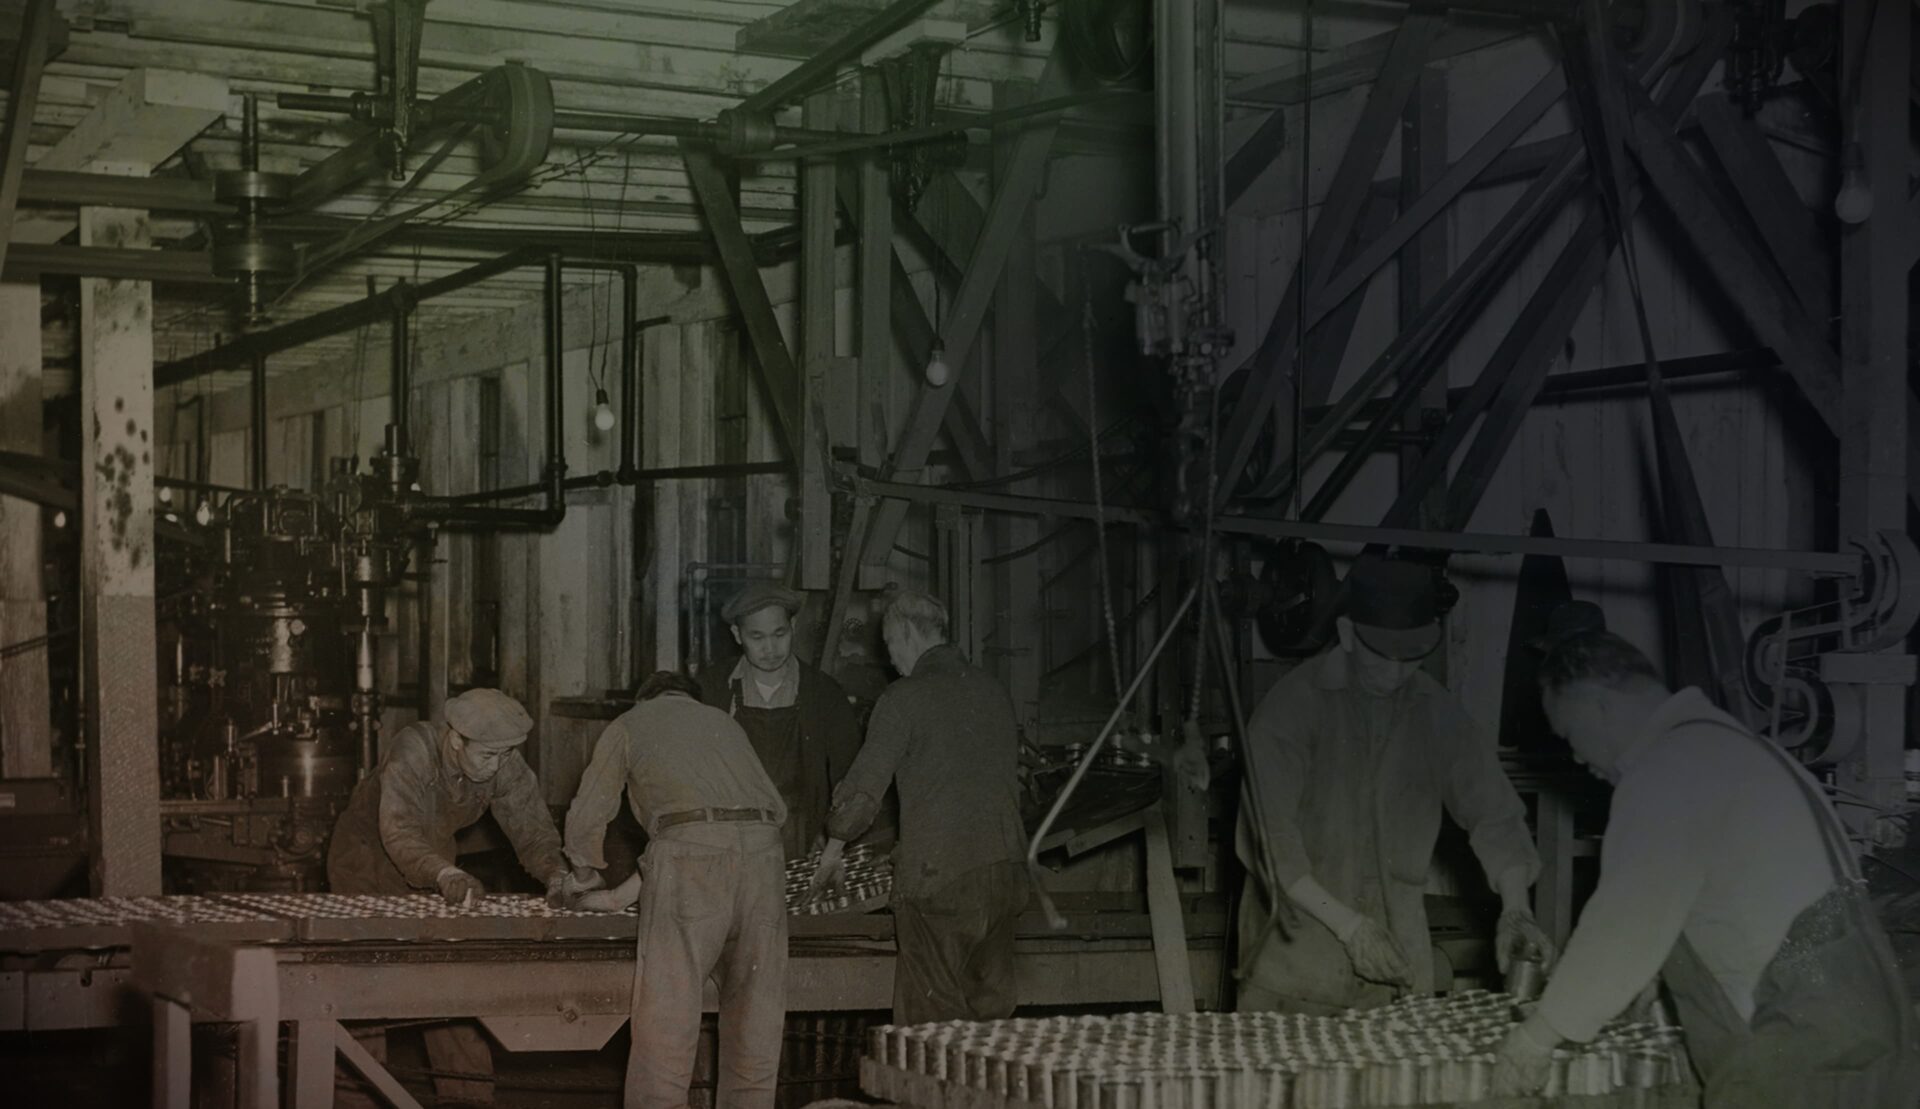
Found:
[699,655,863,857]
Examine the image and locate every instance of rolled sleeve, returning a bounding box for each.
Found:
[826,689,911,843]
[1536,769,1709,1042]
[377,735,455,888]
[1440,702,1541,889]
[565,719,633,870]
[489,753,567,882]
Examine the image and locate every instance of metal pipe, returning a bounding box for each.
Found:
[853,477,1863,575]
[618,270,640,480]
[433,461,789,505]
[753,90,1147,161]
[544,253,566,516]
[389,295,410,458]
[1027,583,1202,928]
[250,355,268,490]
[156,247,538,386]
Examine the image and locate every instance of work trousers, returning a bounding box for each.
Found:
[627,821,787,1109]
[1666,888,1920,1109]
[891,861,1030,1026]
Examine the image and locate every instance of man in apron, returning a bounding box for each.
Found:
[1492,629,1920,1106]
[699,581,863,859]
[1235,554,1549,1014]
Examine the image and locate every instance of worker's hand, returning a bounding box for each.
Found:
[1495,905,1556,974]
[545,868,605,909]
[1341,918,1413,987]
[1490,1019,1558,1096]
[574,886,637,914]
[435,866,486,909]
[1172,720,1211,792]
[808,838,847,899]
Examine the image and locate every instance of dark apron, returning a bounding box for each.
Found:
[730,679,813,859]
[1658,723,1920,1108]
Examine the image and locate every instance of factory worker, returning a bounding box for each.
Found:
[699,581,864,859]
[810,588,1029,1025]
[1236,553,1548,1014]
[1490,630,1919,1106]
[326,687,575,1108]
[564,670,788,1109]
[327,687,573,904]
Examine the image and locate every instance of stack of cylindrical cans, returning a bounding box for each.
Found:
[860,991,1685,1108]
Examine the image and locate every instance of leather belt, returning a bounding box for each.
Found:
[655,806,777,830]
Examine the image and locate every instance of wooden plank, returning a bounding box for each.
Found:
[856,51,1066,573]
[1693,93,1832,320]
[155,997,192,1109]
[11,67,226,248]
[288,1020,336,1109]
[0,282,50,778]
[0,0,54,274]
[1215,11,1443,500]
[681,141,802,461]
[855,70,892,475]
[81,194,162,896]
[1142,808,1195,1015]
[798,91,838,590]
[334,1021,427,1109]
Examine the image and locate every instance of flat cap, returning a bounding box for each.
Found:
[445,688,534,747]
[722,581,804,624]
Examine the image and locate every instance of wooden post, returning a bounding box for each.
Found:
[991,80,1042,732]
[0,282,51,778]
[154,996,192,1109]
[1143,807,1196,1014]
[80,193,163,895]
[1837,0,1910,836]
[288,1021,337,1109]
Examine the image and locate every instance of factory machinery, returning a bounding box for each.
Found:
[156,457,422,892]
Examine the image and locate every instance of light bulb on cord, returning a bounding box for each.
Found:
[593,387,616,432]
[52,510,66,530]
[924,343,951,387]
[194,499,212,527]
[1834,141,1873,224]
[157,485,173,505]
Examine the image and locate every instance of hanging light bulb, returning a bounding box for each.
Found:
[924,343,951,388]
[157,485,173,505]
[52,510,66,530]
[1834,141,1873,224]
[593,387,616,432]
[194,499,213,527]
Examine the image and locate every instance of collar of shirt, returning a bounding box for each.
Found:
[1617,685,1723,776]
[730,654,798,707]
[911,643,969,677]
[1307,646,1439,697]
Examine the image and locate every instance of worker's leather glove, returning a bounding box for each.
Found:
[1495,905,1556,974]
[435,866,486,908]
[1489,1019,1558,1096]
[808,838,847,899]
[1341,918,1413,988]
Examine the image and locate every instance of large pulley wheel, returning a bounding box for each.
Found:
[473,64,555,186]
[1253,541,1338,657]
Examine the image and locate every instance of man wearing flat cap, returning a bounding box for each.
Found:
[1235,553,1549,1015]
[698,580,864,859]
[327,687,574,1105]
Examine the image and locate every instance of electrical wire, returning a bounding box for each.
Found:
[1082,256,1126,701]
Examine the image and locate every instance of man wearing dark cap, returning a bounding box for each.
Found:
[1235,553,1549,1015]
[699,581,864,859]
[327,687,574,1106]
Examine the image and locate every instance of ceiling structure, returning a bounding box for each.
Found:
[1,0,1369,394]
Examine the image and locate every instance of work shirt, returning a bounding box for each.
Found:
[825,644,1026,899]
[326,721,566,893]
[698,654,864,856]
[1535,687,1835,1043]
[564,691,788,870]
[1237,647,1539,1002]
[733,655,799,709]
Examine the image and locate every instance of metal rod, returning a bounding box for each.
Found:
[389,298,410,459]
[543,253,567,515]
[1027,583,1202,928]
[250,355,268,490]
[434,461,790,505]
[852,477,1862,574]
[754,90,1147,161]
